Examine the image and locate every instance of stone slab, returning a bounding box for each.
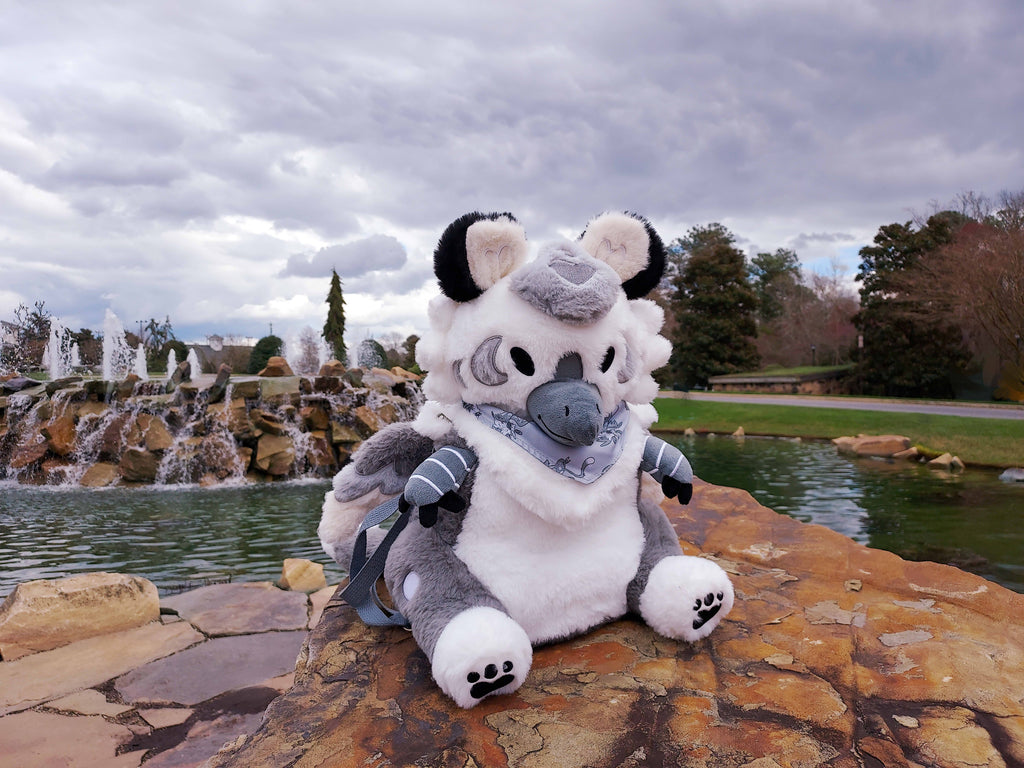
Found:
[205,482,1024,767]
[139,707,194,729]
[160,581,308,636]
[147,712,265,768]
[0,709,143,768]
[44,687,134,717]
[115,630,306,706]
[0,620,203,715]
[308,584,336,629]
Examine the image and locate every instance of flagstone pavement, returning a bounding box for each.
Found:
[0,580,336,768]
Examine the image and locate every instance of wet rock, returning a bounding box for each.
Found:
[257,356,294,377]
[80,461,120,487]
[205,363,232,405]
[277,559,327,593]
[119,447,160,483]
[44,376,83,396]
[42,414,77,456]
[0,572,159,657]
[928,452,965,471]
[1,376,38,393]
[206,483,1024,767]
[254,434,295,475]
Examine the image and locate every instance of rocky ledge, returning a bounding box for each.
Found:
[207,482,1024,768]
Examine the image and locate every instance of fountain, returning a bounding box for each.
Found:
[101,309,135,381]
[134,344,149,380]
[186,348,201,378]
[166,348,178,377]
[44,319,79,381]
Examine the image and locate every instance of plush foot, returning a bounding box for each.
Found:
[430,606,533,708]
[639,555,734,642]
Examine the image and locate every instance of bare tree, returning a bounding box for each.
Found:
[294,326,322,375]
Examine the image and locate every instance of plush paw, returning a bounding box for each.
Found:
[430,607,532,708]
[639,555,734,642]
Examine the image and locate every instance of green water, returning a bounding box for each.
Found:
[672,435,1024,594]
[1,437,1022,598]
[0,480,342,597]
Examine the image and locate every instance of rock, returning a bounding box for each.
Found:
[835,434,912,458]
[928,452,964,471]
[114,631,307,706]
[141,415,175,452]
[44,375,83,396]
[254,434,295,475]
[44,688,134,717]
[80,462,120,487]
[683,427,696,437]
[160,582,308,636]
[0,572,160,657]
[732,426,745,437]
[1,376,39,393]
[352,404,386,436]
[43,414,78,457]
[277,559,327,593]
[257,356,294,377]
[206,483,1024,767]
[205,363,232,405]
[138,707,193,729]
[0,710,142,768]
[0,620,202,715]
[119,447,160,483]
[891,446,920,461]
[999,467,1024,483]
[299,405,329,431]
[318,359,346,376]
[146,711,265,768]
[165,360,191,393]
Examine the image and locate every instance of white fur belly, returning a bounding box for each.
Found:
[453,468,644,644]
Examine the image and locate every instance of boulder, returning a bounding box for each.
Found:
[999,467,1024,483]
[277,559,327,593]
[254,434,295,476]
[928,452,965,471]
[205,363,232,405]
[119,447,160,483]
[42,415,77,457]
[0,573,159,658]
[834,434,912,458]
[205,483,1024,768]
[80,462,120,488]
[258,356,294,377]
[318,359,346,376]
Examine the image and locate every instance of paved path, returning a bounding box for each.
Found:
[662,391,1024,421]
[0,581,335,768]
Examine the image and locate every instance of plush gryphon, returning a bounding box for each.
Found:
[319,211,734,708]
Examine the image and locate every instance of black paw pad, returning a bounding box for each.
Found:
[692,591,725,631]
[467,660,516,699]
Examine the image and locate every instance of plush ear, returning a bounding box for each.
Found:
[433,212,528,302]
[578,211,665,299]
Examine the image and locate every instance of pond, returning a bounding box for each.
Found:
[1,436,1022,598]
[670,434,1024,594]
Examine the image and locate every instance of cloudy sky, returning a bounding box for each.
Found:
[2,1,1022,358]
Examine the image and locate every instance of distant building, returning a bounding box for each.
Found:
[708,367,852,395]
[189,335,255,374]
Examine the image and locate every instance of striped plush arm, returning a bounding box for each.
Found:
[401,445,478,527]
[640,434,694,504]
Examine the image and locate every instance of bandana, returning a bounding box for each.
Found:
[463,401,630,484]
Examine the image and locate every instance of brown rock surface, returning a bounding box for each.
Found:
[278,558,328,593]
[833,434,912,458]
[206,482,1024,768]
[160,582,308,636]
[257,355,295,377]
[0,572,160,656]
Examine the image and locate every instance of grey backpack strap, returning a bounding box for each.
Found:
[339,496,411,627]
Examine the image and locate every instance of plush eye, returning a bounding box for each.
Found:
[510,347,535,376]
[600,347,616,373]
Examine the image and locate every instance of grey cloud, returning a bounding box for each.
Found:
[283,235,408,279]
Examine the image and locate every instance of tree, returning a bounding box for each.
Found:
[322,269,348,365]
[294,326,322,375]
[668,224,760,389]
[750,248,802,323]
[357,338,388,369]
[897,190,1024,399]
[853,212,971,397]
[248,334,283,374]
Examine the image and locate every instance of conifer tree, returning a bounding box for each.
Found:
[322,269,348,365]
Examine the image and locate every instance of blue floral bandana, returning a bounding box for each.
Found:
[462,401,630,484]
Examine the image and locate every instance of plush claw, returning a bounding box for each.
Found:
[661,477,693,504]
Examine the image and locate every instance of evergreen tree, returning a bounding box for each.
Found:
[322,269,348,365]
[853,212,971,397]
[750,248,802,323]
[248,334,283,374]
[669,224,760,389]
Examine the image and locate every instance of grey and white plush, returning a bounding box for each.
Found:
[319,211,734,708]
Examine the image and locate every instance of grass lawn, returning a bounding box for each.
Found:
[653,397,1024,468]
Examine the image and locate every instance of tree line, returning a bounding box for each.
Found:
[655,189,1023,401]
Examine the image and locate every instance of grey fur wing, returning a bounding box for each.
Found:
[333,422,436,502]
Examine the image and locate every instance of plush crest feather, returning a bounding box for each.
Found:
[579,211,666,299]
[434,212,526,302]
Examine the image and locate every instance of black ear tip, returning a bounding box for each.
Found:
[621,211,666,300]
[434,211,520,302]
